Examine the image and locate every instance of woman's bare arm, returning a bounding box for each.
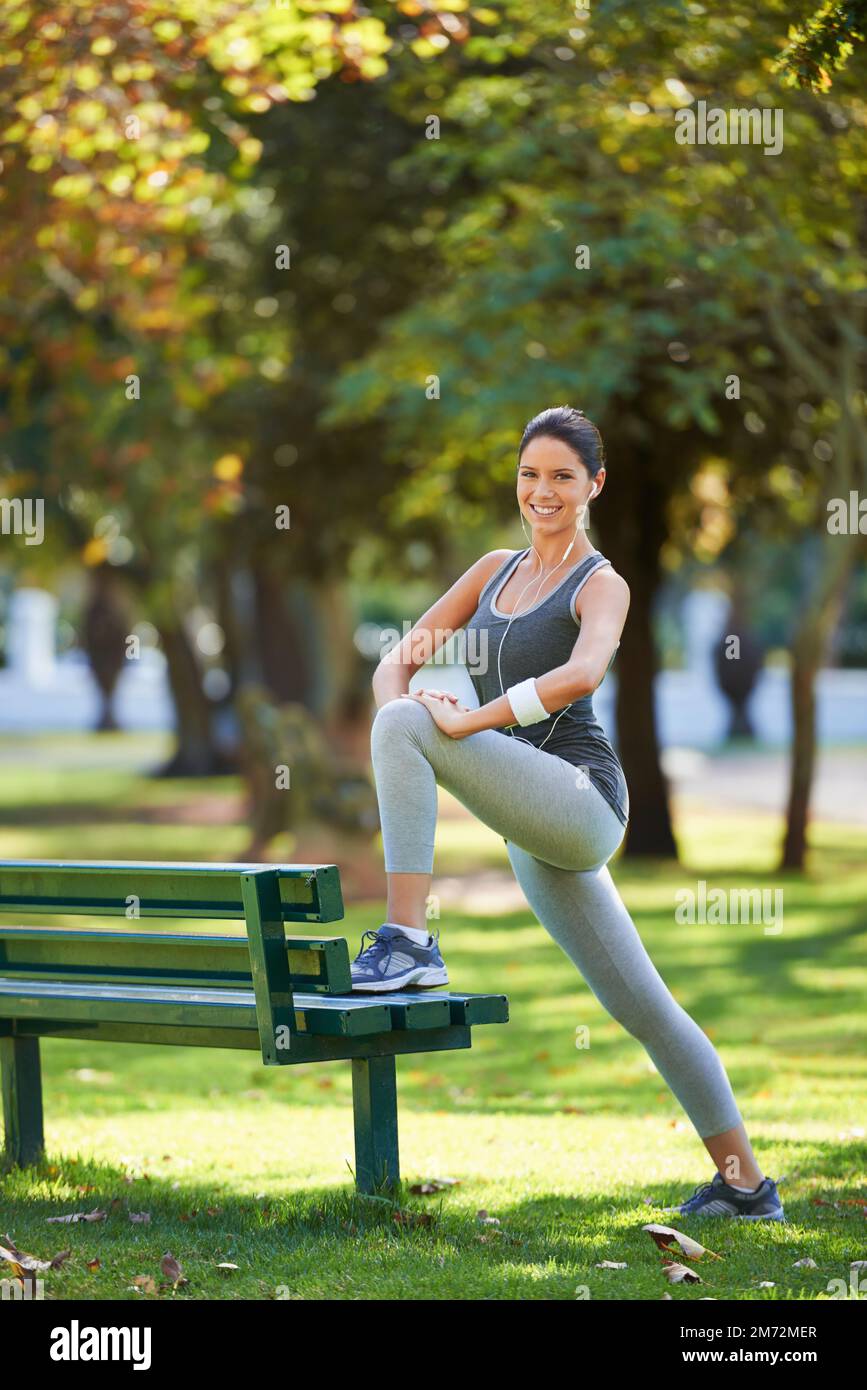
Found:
[371,550,513,709]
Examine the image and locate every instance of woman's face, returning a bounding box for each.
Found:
[517,435,603,537]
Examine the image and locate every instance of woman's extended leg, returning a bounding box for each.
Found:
[504,842,764,1183]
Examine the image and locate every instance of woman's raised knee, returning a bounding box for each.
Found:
[370,696,433,756]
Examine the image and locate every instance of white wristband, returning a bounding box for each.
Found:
[506,678,549,726]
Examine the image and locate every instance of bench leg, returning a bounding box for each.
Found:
[351,1055,399,1195]
[1,1036,45,1168]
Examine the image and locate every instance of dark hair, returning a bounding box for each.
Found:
[518,405,605,479]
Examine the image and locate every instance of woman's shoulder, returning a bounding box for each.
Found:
[475,548,522,583]
[592,557,629,596]
[570,553,630,620]
[452,549,522,614]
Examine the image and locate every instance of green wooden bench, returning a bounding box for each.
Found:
[0,860,508,1193]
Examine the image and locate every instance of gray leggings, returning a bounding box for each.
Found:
[370,697,744,1140]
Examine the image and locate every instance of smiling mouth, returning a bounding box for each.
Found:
[529,503,563,516]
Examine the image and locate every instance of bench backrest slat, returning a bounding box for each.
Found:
[0,861,343,923]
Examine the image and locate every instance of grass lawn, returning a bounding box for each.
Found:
[1,733,866,1301]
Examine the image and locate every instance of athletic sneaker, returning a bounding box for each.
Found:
[350,924,449,992]
[659,1171,786,1221]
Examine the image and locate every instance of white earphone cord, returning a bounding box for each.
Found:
[497,489,596,751]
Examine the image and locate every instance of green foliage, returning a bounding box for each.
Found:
[775,1,867,90]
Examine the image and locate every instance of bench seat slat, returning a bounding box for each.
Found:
[0,976,506,1034]
[0,979,390,1037]
[0,978,484,1035]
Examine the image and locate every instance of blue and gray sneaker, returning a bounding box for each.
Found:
[350,924,449,992]
[660,1171,786,1221]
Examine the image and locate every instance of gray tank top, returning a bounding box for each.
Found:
[464,548,629,827]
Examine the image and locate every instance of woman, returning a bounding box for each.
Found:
[352,405,784,1222]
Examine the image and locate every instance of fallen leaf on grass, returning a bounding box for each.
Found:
[1,1237,69,1288]
[128,1212,151,1224]
[46,1208,107,1225]
[132,1274,157,1294]
[409,1177,460,1195]
[2,1239,48,1274]
[642,1223,722,1261]
[160,1252,189,1287]
[215,1262,239,1272]
[793,1257,817,1268]
[86,1258,100,1272]
[662,1260,703,1284]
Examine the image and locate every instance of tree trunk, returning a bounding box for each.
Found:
[155,620,228,776]
[593,446,678,858]
[780,529,862,869]
[250,555,363,727]
[252,556,312,704]
[781,631,818,870]
[81,564,131,733]
[310,577,364,729]
[611,570,678,856]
